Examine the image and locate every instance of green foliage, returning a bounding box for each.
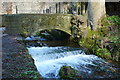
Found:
[96,48,111,59]
[101,15,120,27]
[18,71,41,79]
[97,27,109,37]
[107,15,120,25]
[108,36,120,61]
[109,36,120,44]
[101,16,110,26]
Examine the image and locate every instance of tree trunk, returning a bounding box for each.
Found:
[87,0,106,30]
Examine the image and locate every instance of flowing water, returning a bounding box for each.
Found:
[27,42,120,78]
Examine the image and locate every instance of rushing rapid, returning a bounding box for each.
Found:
[27,46,120,78]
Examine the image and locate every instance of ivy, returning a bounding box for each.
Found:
[107,15,120,25]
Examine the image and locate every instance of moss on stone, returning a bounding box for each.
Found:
[78,27,100,53]
[78,24,111,55]
[78,16,120,61]
[59,66,79,79]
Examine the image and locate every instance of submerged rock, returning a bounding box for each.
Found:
[59,66,79,79]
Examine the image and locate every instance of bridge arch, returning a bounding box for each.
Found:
[32,27,71,36]
[33,29,71,41]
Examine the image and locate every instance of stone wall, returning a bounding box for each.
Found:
[1,14,71,36]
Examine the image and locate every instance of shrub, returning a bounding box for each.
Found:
[96,48,111,59]
[107,15,120,25]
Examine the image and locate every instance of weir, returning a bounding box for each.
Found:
[27,46,119,78]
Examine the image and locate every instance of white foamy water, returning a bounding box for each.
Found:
[27,46,117,78]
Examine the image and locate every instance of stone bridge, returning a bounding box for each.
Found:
[1,14,73,36]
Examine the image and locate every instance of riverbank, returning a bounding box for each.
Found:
[2,34,41,79]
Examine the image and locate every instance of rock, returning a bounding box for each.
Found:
[59,66,78,79]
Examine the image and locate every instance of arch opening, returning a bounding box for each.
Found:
[35,29,71,41]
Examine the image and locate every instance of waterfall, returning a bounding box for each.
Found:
[27,46,119,78]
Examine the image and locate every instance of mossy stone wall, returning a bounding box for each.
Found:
[1,14,71,36]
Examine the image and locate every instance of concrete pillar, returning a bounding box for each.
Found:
[58,2,61,13]
[46,9,49,13]
[56,3,58,13]
[60,2,64,13]
[43,10,46,14]
[16,5,18,14]
[78,6,81,15]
